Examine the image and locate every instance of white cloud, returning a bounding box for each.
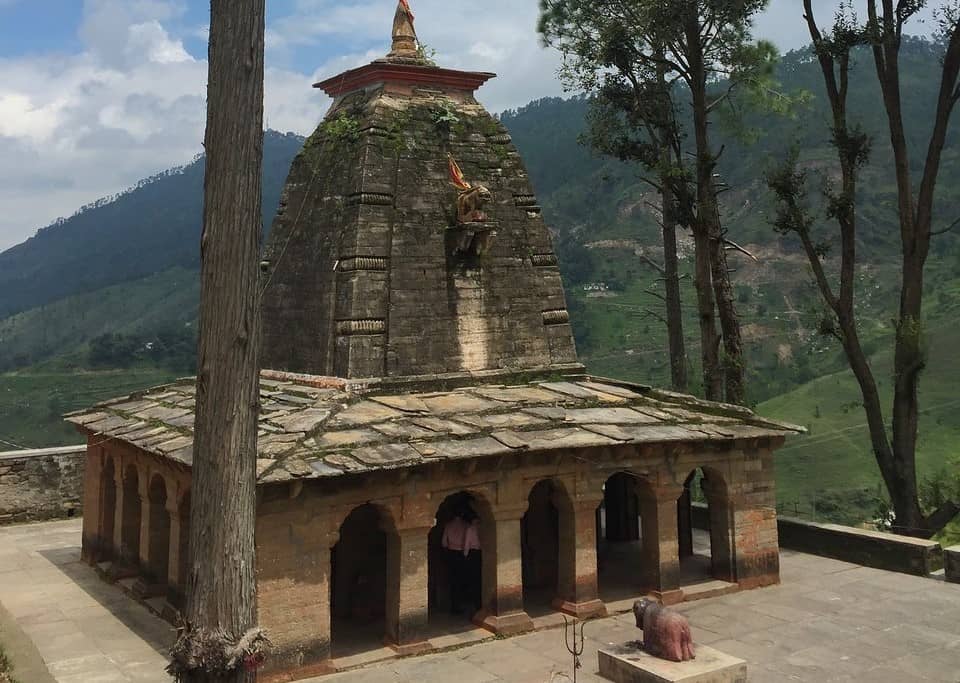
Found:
[0,0,324,251]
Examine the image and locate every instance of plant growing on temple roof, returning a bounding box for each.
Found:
[320,112,361,143]
[539,0,782,405]
[766,0,960,537]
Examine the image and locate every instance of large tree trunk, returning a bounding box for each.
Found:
[799,0,960,536]
[174,0,266,680]
[684,16,722,402]
[661,186,688,393]
[708,215,746,405]
[684,21,745,406]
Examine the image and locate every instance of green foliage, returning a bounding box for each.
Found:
[416,42,438,66]
[430,102,462,139]
[321,112,361,143]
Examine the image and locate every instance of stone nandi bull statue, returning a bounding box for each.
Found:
[448,154,492,224]
[633,598,696,662]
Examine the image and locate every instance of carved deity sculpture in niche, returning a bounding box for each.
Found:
[448,154,492,224]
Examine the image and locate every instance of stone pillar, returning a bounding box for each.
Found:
[730,449,781,589]
[385,526,431,655]
[110,458,139,580]
[677,475,694,560]
[702,477,736,582]
[80,446,102,564]
[257,511,336,678]
[137,476,152,571]
[554,496,606,620]
[165,502,184,609]
[476,508,534,635]
[639,485,682,604]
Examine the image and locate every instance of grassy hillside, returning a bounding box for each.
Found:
[0,363,180,449]
[761,270,960,542]
[0,267,198,371]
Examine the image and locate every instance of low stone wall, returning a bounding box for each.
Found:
[777,516,942,576]
[0,446,86,524]
[691,502,942,576]
[945,545,960,584]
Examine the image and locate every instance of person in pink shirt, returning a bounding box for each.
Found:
[441,505,482,615]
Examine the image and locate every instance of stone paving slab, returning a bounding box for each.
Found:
[2,522,960,683]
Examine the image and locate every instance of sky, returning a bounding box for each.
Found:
[0,0,941,252]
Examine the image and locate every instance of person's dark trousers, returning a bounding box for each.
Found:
[465,549,482,611]
[446,549,465,613]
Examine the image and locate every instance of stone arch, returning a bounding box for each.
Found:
[596,470,646,599]
[428,490,492,625]
[330,503,395,657]
[676,466,735,583]
[120,463,142,566]
[99,456,117,561]
[520,478,570,615]
[146,473,171,585]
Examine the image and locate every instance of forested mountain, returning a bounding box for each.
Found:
[0,131,304,319]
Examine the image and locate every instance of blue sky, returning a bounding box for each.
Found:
[0,0,940,251]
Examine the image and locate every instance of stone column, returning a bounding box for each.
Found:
[165,502,184,609]
[80,446,102,564]
[385,526,431,655]
[702,477,736,582]
[554,496,606,620]
[476,507,534,635]
[677,476,694,559]
[639,485,683,604]
[112,464,125,560]
[257,511,337,677]
[137,476,152,572]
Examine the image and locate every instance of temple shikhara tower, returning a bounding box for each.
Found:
[68,4,801,680]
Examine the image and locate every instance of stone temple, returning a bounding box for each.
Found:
[67,4,801,681]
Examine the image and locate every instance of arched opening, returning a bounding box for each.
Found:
[428,491,488,632]
[330,504,390,657]
[99,457,117,561]
[120,465,141,566]
[596,472,645,602]
[521,480,561,617]
[146,474,170,586]
[677,467,735,586]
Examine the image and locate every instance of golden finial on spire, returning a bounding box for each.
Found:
[388,0,419,60]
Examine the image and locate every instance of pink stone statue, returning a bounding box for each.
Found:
[633,598,696,662]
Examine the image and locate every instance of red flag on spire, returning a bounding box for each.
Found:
[448,155,472,191]
[399,0,415,22]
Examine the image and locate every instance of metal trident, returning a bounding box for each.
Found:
[562,615,585,683]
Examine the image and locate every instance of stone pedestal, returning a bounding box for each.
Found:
[598,644,746,683]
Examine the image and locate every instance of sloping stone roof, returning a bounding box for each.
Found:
[65,373,803,485]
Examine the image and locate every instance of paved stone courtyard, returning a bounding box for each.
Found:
[1,520,958,682]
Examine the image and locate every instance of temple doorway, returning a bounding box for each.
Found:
[597,472,646,602]
[428,492,486,631]
[521,480,560,617]
[330,504,390,657]
[677,468,735,587]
